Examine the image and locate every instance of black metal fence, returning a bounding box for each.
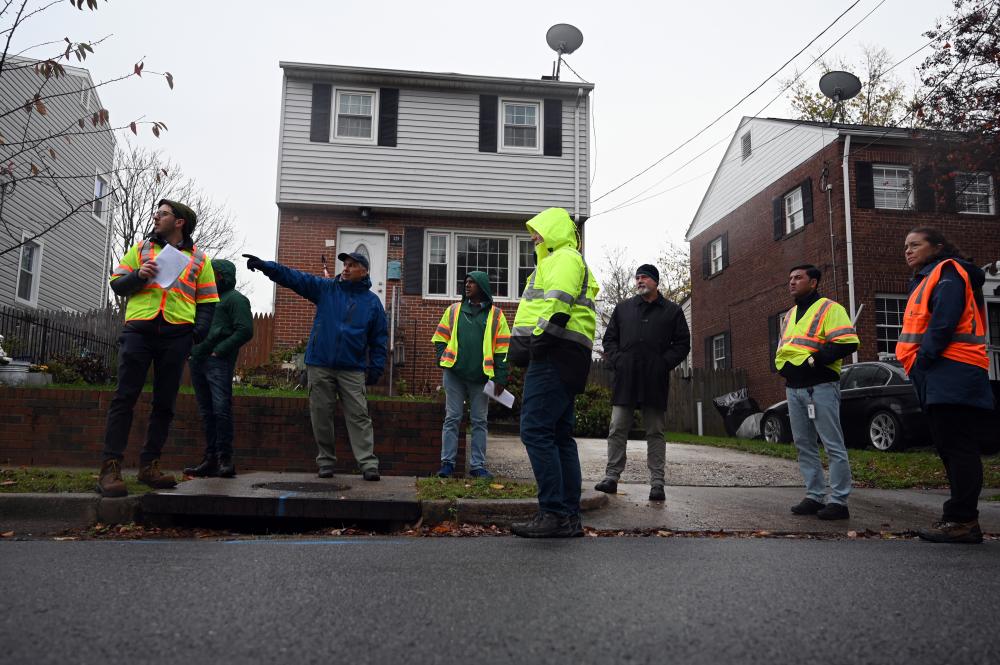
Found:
[0,304,121,375]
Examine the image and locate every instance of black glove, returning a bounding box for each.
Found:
[365,372,380,386]
[242,254,266,273]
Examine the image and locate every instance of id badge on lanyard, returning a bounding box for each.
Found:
[806,387,816,420]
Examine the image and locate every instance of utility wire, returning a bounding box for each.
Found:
[592,0,862,204]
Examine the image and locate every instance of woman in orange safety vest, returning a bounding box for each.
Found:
[897,226,993,544]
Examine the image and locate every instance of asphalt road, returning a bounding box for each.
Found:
[3,538,998,665]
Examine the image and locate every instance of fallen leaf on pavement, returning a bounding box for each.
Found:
[847,530,858,538]
[1,531,14,538]
[0,480,16,486]
[52,536,77,541]
[490,483,505,490]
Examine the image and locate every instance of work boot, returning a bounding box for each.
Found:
[436,462,455,478]
[649,486,666,502]
[816,503,850,521]
[568,513,585,538]
[217,455,236,478]
[790,498,825,515]
[183,455,218,478]
[594,478,618,494]
[96,459,127,497]
[137,460,177,489]
[511,511,573,538]
[469,468,493,480]
[317,466,335,479]
[917,520,983,544]
[363,468,381,481]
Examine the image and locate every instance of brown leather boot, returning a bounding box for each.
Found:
[137,460,177,489]
[96,459,127,497]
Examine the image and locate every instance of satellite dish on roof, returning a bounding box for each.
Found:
[819,70,862,127]
[546,24,584,55]
[819,71,862,103]
[544,24,584,81]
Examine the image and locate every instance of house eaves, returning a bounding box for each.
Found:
[279,61,594,97]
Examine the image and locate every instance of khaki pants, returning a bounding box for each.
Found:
[307,366,378,471]
[603,405,667,487]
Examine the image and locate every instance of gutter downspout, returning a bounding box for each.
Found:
[841,133,858,364]
[574,88,582,223]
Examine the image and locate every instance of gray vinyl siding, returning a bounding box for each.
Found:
[278,78,590,217]
[0,58,114,312]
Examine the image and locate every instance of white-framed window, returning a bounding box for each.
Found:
[499,99,541,153]
[873,164,913,210]
[875,294,907,357]
[711,333,727,370]
[955,172,995,215]
[784,188,804,233]
[741,131,752,161]
[70,72,92,111]
[15,234,42,307]
[92,174,108,223]
[710,237,723,274]
[423,230,533,300]
[333,88,377,142]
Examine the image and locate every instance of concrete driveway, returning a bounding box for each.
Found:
[487,435,803,487]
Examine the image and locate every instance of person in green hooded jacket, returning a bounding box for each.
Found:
[185,259,253,478]
[431,271,511,479]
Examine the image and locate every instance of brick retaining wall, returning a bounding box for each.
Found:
[0,387,463,476]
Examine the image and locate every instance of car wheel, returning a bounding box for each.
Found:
[868,410,902,451]
[762,413,790,443]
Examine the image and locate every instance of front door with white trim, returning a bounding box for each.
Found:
[337,229,387,305]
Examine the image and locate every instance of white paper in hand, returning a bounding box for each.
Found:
[483,380,515,408]
[152,244,190,289]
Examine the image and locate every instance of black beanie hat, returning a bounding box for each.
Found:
[636,264,659,283]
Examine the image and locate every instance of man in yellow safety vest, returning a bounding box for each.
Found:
[774,264,859,520]
[431,270,510,479]
[97,199,219,497]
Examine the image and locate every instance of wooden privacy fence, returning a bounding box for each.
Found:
[589,359,750,437]
[236,312,275,369]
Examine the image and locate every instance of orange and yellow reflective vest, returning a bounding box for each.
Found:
[774,297,859,374]
[895,259,988,373]
[110,239,219,324]
[431,302,510,379]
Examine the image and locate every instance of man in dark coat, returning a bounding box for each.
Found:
[595,264,690,501]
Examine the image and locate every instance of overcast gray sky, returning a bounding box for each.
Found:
[14,0,952,310]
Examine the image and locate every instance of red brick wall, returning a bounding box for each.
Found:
[274,208,522,395]
[0,387,464,476]
[690,138,1000,408]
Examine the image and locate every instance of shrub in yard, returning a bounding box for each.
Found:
[573,383,612,437]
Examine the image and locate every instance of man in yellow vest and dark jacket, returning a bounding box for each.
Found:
[775,264,858,520]
[97,199,219,497]
[508,207,599,538]
[431,271,510,479]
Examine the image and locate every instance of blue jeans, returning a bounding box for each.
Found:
[520,358,581,517]
[786,381,852,505]
[189,355,236,458]
[441,370,490,471]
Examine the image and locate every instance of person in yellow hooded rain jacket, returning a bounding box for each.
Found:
[507,207,599,538]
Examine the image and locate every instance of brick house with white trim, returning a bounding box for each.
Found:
[686,117,1000,409]
[271,63,593,393]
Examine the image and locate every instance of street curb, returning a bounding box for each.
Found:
[0,493,141,527]
[421,490,610,526]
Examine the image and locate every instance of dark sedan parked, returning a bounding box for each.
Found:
[761,361,927,451]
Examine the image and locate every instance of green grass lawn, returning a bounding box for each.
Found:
[668,432,1000,489]
[0,467,169,494]
[416,477,537,501]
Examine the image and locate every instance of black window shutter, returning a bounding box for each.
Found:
[721,232,729,269]
[479,95,498,153]
[801,178,814,225]
[310,83,332,143]
[773,197,784,240]
[543,99,562,157]
[377,88,399,147]
[943,175,958,213]
[856,161,874,209]
[704,336,713,369]
[403,228,424,295]
[914,166,935,212]
[723,332,732,370]
[767,315,779,373]
[701,242,711,278]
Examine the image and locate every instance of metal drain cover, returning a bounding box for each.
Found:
[252,481,352,493]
